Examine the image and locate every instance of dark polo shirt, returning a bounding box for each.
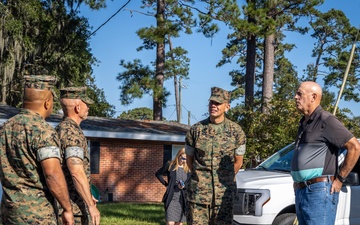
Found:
[291,106,353,182]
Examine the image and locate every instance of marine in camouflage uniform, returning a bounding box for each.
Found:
[185,87,246,225]
[0,75,73,225]
[56,87,100,225]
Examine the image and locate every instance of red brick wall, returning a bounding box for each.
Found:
[90,138,180,203]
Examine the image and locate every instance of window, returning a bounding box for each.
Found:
[163,145,172,165]
[172,145,184,159]
[163,144,184,164]
[90,141,100,174]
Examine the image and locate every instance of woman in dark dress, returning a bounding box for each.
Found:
[155,148,190,225]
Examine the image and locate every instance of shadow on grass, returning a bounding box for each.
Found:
[98,202,166,225]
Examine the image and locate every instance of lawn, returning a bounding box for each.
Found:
[98,202,166,225]
[0,202,168,225]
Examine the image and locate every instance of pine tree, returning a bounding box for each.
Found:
[117,0,194,121]
[0,0,114,117]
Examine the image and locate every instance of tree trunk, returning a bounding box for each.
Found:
[313,42,325,82]
[0,31,21,105]
[174,75,180,122]
[245,0,256,111]
[262,33,275,114]
[168,36,181,123]
[245,34,256,111]
[153,0,165,121]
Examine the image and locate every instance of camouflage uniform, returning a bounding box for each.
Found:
[185,87,246,225]
[56,87,93,225]
[0,76,61,224]
[58,87,93,105]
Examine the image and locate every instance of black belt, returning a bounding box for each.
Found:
[295,176,335,189]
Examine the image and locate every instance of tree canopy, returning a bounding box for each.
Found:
[117,0,194,121]
[113,0,360,166]
[3,0,359,166]
[118,107,154,120]
[0,0,115,117]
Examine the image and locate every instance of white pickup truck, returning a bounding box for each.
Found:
[233,143,360,225]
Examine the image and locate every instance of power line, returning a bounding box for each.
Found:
[88,0,132,38]
[166,105,177,121]
[164,104,199,123]
[181,105,197,122]
[55,1,132,66]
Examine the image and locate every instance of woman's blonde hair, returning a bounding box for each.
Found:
[168,148,190,173]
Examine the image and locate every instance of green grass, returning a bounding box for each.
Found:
[0,202,168,225]
[98,202,166,225]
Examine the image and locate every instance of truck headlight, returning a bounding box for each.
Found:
[234,189,270,216]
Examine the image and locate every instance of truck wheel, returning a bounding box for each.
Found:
[272,213,297,225]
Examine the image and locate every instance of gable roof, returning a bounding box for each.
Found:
[0,104,190,142]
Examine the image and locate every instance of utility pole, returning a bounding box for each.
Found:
[188,111,191,125]
[179,77,182,123]
[332,43,356,115]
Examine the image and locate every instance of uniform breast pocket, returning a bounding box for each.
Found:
[195,139,211,164]
[195,140,212,158]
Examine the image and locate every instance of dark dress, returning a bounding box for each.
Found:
[155,162,189,222]
[166,167,187,222]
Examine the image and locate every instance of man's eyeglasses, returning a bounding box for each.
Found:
[180,157,186,160]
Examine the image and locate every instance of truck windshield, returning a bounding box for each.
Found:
[255,143,295,172]
[254,143,349,173]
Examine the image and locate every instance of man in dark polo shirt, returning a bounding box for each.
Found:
[291,81,360,225]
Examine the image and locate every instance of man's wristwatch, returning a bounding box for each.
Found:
[337,174,347,183]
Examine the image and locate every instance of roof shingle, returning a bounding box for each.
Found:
[0,104,190,141]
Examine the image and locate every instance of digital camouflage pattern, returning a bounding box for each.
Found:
[187,201,234,225]
[185,117,246,205]
[185,117,246,224]
[56,117,91,224]
[60,87,94,105]
[0,109,61,224]
[209,87,231,104]
[24,75,57,90]
[25,75,57,97]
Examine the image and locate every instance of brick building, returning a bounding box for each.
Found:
[0,105,190,203]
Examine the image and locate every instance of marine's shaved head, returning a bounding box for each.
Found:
[24,88,53,102]
[23,88,54,118]
[60,98,89,124]
[60,98,81,116]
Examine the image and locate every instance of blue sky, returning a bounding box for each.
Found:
[80,0,360,125]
